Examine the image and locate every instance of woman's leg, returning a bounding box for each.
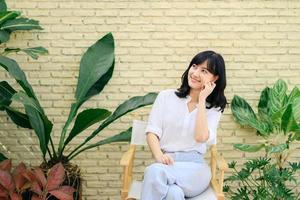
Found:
[141,152,211,199]
[173,161,211,198]
[141,163,185,200]
[165,184,185,200]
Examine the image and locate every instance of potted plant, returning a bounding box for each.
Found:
[0,159,76,200]
[224,79,300,199]
[0,0,157,199]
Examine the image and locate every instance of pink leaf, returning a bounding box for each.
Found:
[49,186,75,200]
[33,168,47,188]
[30,181,42,196]
[22,170,36,182]
[46,163,65,191]
[0,185,8,198]
[10,193,22,200]
[0,160,12,172]
[0,170,15,192]
[12,163,27,190]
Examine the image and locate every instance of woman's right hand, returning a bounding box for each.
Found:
[155,153,174,165]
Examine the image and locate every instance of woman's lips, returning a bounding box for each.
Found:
[191,77,201,83]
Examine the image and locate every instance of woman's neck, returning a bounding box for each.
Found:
[189,89,200,103]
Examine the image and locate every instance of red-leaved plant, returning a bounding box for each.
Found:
[0,160,75,200]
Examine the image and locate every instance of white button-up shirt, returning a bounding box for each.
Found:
[145,89,222,154]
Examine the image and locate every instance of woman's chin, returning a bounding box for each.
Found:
[189,85,204,91]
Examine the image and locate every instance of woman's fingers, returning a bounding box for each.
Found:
[164,154,174,165]
[158,154,174,165]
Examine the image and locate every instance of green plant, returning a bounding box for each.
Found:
[1,31,157,164]
[0,32,157,163]
[0,0,48,162]
[224,79,300,199]
[224,158,300,200]
[0,0,48,59]
[0,33,157,164]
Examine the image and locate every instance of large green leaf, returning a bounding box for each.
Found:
[266,143,288,154]
[292,97,300,121]
[0,153,7,162]
[0,55,38,100]
[83,59,114,102]
[231,95,269,136]
[58,33,115,155]
[0,81,16,110]
[5,106,32,129]
[64,108,111,147]
[233,143,265,152]
[1,18,42,31]
[281,104,299,134]
[287,86,300,104]
[257,87,273,132]
[258,87,270,116]
[12,91,52,157]
[3,47,48,60]
[86,92,157,140]
[0,0,7,12]
[67,92,157,159]
[68,127,132,160]
[85,92,158,141]
[0,29,9,43]
[269,79,287,117]
[0,11,20,25]
[75,32,114,103]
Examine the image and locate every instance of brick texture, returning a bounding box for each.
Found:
[1,0,300,199]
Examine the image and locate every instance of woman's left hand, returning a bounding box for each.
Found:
[198,81,216,102]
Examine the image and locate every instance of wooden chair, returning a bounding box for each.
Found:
[120,120,228,200]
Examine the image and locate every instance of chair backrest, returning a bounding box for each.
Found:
[131,120,216,147]
[131,120,148,145]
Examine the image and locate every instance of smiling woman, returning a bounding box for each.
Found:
[141,50,228,199]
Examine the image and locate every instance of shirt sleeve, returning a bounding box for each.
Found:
[145,91,164,139]
[206,107,222,145]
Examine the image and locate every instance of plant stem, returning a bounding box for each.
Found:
[46,146,53,160]
[66,123,106,159]
[49,137,57,158]
[67,140,103,160]
[58,103,78,156]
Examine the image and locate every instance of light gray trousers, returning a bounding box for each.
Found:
[140,151,211,200]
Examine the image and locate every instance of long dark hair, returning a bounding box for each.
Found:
[175,50,227,112]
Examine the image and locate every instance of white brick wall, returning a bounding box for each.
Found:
[0,0,300,199]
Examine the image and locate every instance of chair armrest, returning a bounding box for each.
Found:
[120,145,136,166]
[217,155,228,171]
[210,145,228,200]
[120,145,136,200]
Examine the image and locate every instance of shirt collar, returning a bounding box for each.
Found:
[184,95,210,108]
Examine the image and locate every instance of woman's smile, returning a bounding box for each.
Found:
[190,76,201,83]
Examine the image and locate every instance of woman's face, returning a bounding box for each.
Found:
[187,60,218,91]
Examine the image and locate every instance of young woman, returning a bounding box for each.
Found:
[141,50,227,200]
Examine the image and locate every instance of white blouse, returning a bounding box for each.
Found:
[145,89,222,154]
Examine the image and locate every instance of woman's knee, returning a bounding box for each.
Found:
[144,163,165,176]
[143,163,167,183]
[165,185,184,200]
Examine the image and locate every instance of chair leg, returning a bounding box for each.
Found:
[217,193,225,200]
[121,190,128,200]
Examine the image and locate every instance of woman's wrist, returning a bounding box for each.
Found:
[198,98,206,105]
